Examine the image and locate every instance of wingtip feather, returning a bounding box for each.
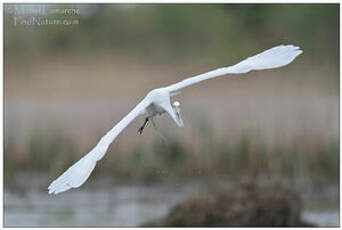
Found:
[48,156,96,195]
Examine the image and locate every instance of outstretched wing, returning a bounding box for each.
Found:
[48,97,151,194]
[165,45,302,93]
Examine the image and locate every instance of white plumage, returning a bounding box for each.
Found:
[48,44,302,194]
[165,45,302,92]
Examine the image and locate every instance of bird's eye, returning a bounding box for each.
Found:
[173,101,180,107]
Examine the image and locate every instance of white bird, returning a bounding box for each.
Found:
[48,44,302,194]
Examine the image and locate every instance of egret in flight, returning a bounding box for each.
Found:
[48,45,302,194]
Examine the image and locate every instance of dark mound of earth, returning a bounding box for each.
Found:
[143,183,314,227]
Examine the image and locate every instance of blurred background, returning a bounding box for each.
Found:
[4,4,339,227]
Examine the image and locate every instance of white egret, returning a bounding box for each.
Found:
[48,45,302,194]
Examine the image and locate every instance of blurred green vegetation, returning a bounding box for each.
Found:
[4,117,339,184]
[4,4,339,65]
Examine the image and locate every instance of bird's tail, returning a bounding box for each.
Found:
[48,155,96,195]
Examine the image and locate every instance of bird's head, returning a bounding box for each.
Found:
[172,101,184,127]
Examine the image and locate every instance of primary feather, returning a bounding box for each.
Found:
[48,155,96,194]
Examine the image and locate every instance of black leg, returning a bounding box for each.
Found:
[138,117,149,135]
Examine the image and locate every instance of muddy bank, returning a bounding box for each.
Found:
[143,184,314,227]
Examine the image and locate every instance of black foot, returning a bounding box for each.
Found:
[138,117,149,135]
